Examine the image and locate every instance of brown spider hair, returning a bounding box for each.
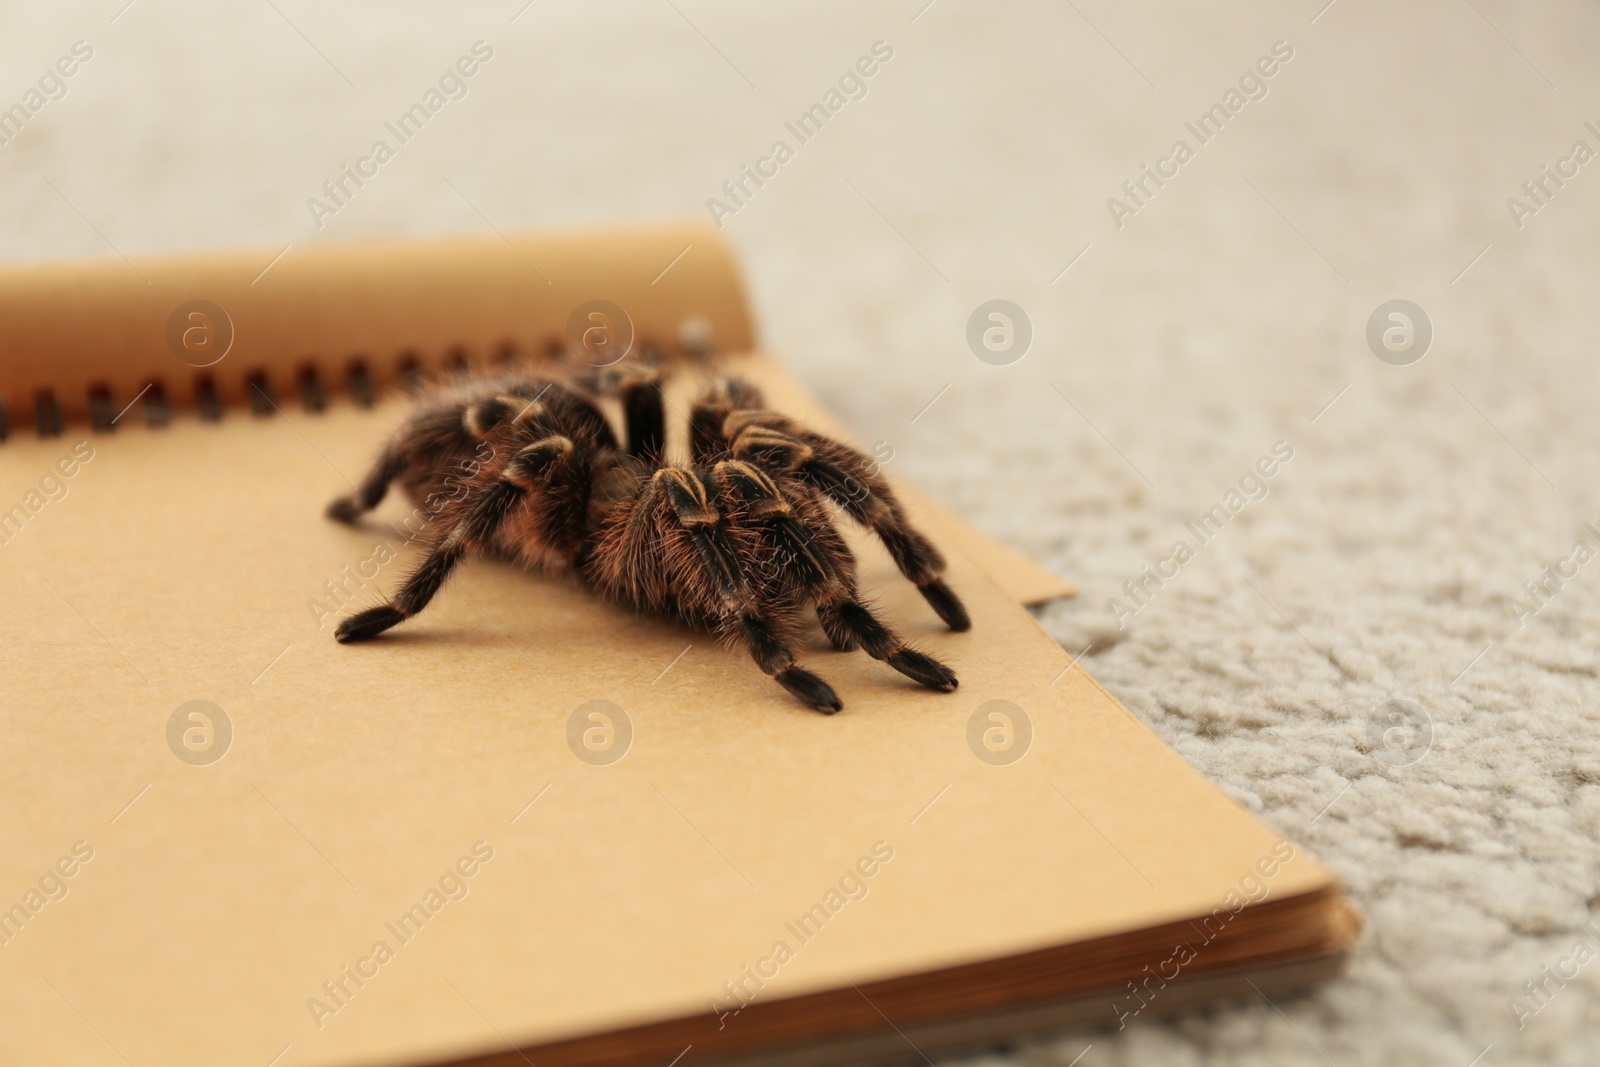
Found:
[326,367,970,713]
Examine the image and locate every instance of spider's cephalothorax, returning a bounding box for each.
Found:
[326,368,971,713]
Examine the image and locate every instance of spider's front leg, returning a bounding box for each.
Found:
[723,412,972,633]
[652,468,843,713]
[335,435,579,643]
[715,460,957,694]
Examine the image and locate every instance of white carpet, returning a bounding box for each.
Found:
[4,1,1599,1064]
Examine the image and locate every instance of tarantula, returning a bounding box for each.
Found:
[325,368,970,712]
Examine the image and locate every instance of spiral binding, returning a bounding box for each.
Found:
[3,344,519,443]
[2,323,716,443]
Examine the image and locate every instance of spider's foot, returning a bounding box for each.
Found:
[887,648,958,692]
[326,496,364,525]
[775,666,843,714]
[336,605,405,643]
[918,579,971,632]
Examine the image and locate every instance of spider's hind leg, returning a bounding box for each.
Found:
[620,372,665,465]
[327,391,539,525]
[336,435,580,643]
[327,441,406,524]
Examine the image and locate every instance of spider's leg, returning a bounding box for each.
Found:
[621,372,665,465]
[326,391,543,524]
[539,383,620,451]
[727,415,972,632]
[815,596,958,692]
[717,459,957,694]
[654,467,841,713]
[335,436,576,643]
[688,377,766,465]
[327,440,407,524]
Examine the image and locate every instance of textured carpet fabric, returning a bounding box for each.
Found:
[4,1,1599,1064]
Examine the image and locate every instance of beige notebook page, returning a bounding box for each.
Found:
[0,376,1329,1067]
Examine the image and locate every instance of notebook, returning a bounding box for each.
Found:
[0,223,1357,1067]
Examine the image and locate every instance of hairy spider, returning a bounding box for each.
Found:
[325,368,970,712]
